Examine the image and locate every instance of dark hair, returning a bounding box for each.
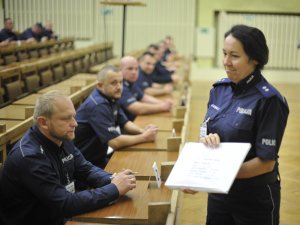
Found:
[147,44,159,51]
[139,51,155,61]
[35,22,43,30]
[225,24,269,70]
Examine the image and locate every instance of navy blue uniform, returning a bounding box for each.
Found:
[152,61,173,84]
[19,27,42,42]
[0,126,119,225]
[42,28,57,40]
[0,28,18,42]
[119,80,144,121]
[75,89,128,168]
[132,68,153,92]
[203,71,289,225]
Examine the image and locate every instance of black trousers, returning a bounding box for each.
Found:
[206,180,280,225]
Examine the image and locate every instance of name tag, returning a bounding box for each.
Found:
[65,181,75,193]
[200,117,210,138]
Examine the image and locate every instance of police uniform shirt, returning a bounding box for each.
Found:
[132,68,153,92]
[0,28,18,42]
[0,126,119,225]
[20,27,42,42]
[75,89,128,168]
[204,71,289,166]
[152,61,173,84]
[119,80,144,121]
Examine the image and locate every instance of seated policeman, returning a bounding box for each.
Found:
[133,51,173,96]
[0,18,18,46]
[148,43,181,84]
[119,56,173,121]
[74,65,157,168]
[19,22,45,42]
[0,91,136,225]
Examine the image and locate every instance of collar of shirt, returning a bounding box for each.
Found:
[124,80,131,87]
[32,125,62,152]
[97,88,116,103]
[231,70,261,95]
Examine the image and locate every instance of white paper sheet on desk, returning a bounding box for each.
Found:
[165,142,251,194]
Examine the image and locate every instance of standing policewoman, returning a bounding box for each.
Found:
[195,25,289,225]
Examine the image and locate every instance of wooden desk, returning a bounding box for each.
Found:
[73,181,172,225]
[57,79,89,87]
[134,116,184,132]
[70,73,97,82]
[12,94,41,106]
[105,151,178,180]
[0,105,33,120]
[120,130,173,151]
[38,84,78,95]
[156,91,182,105]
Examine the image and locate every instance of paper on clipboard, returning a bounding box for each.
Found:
[165,142,251,194]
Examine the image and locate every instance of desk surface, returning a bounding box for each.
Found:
[134,116,174,131]
[120,130,173,151]
[12,94,41,106]
[105,151,178,180]
[38,84,73,94]
[70,73,97,81]
[73,181,171,225]
[0,105,28,120]
[56,79,88,87]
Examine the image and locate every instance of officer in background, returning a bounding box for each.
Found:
[74,65,157,168]
[0,18,18,46]
[119,56,173,121]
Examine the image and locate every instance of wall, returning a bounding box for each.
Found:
[197,0,300,68]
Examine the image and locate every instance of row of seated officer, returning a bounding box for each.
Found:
[0,42,182,224]
[0,18,57,47]
[75,50,182,168]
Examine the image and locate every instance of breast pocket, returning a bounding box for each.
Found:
[227,114,254,141]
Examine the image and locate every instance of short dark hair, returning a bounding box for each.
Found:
[139,51,155,61]
[225,24,269,70]
[147,44,159,51]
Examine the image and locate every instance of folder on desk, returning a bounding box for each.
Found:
[165,142,251,194]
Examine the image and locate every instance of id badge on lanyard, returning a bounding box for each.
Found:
[199,117,210,138]
[65,181,75,193]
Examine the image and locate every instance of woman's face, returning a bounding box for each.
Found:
[223,34,257,83]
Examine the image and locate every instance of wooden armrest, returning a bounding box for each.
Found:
[0,124,6,133]
[25,106,34,119]
[160,161,175,181]
[174,106,186,118]
[148,202,171,225]
[167,136,181,151]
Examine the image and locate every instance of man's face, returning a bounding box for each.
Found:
[5,19,14,31]
[99,71,123,99]
[45,97,77,144]
[121,59,139,83]
[139,55,156,75]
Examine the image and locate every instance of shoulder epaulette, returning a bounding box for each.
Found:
[256,80,286,103]
[213,78,231,87]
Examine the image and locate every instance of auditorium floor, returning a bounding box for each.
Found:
[178,64,300,225]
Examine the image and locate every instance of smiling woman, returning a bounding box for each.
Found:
[187,24,290,225]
